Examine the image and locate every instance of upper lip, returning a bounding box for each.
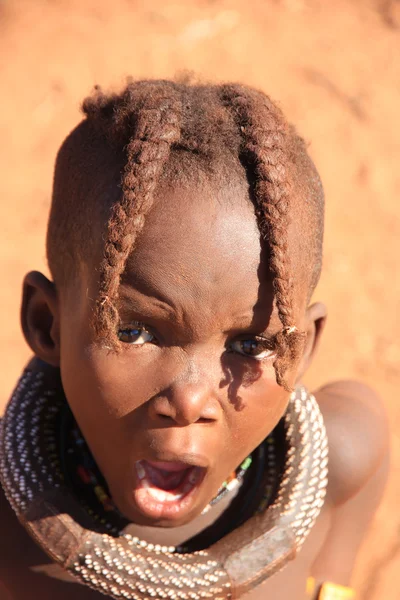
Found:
[139,452,210,470]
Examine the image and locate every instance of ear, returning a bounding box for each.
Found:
[296,302,327,382]
[21,271,60,367]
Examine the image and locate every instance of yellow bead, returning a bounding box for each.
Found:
[319,582,356,600]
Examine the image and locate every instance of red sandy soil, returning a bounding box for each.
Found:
[0,0,399,597]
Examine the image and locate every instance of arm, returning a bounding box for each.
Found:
[310,380,390,588]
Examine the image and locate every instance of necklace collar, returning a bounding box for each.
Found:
[0,366,328,599]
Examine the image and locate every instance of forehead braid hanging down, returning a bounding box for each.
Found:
[220,84,306,389]
[81,80,308,391]
[82,81,182,339]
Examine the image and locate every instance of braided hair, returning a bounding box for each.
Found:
[47,79,324,390]
[220,84,307,388]
[81,81,182,339]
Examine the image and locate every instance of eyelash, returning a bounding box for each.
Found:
[229,338,275,361]
[118,322,157,346]
[117,323,275,361]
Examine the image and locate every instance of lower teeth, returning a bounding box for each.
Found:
[146,486,184,502]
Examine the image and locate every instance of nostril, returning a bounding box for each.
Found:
[150,394,219,426]
[159,414,213,425]
[159,414,174,422]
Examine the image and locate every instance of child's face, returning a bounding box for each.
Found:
[27,178,321,528]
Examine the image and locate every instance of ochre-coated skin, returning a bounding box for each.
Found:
[0,181,389,598]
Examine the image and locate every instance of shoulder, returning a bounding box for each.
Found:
[313,379,389,506]
[0,480,39,570]
[0,482,103,598]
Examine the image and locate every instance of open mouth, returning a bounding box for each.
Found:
[132,460,206,521]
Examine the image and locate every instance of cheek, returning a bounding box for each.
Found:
[60,341,177,424]
[224,359,290,452]
[59,344,163,479]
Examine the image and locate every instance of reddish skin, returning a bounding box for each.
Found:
[0,181,389,598]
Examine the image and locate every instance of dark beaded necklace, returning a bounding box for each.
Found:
[59,403,278,546]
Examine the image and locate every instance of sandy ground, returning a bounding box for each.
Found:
[0,0,399,597]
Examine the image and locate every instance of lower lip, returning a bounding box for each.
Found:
[131,460,205,521]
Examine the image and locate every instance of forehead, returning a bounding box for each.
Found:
[121,178,279,330]
[131,181,259,278]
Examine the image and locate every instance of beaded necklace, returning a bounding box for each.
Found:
[0,367,328,599]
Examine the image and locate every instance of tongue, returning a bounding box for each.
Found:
[144,462,190,491]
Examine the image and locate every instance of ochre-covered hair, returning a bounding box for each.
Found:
[47,79,324,390]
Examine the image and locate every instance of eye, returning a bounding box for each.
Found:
[230,338,275,360]
[118,323,156,345]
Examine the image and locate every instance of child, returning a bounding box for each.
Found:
[0,80,389,600]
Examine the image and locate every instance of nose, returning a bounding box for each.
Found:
[150,377,220,426]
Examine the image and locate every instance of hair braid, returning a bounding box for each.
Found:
[83,82,182,343]
[220,84,306,390]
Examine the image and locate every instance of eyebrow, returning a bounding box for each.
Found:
[118,282,176,318]
[225,316,277,338]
